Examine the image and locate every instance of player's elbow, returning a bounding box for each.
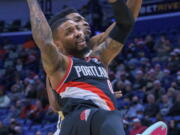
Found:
[38,40,55,51]
[44,40,54,47]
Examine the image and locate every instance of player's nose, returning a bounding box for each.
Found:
[74,29,83,39]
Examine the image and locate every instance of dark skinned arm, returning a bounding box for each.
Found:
[27,0,70,111]
[91,0,135,66]
[26,0,69,77]
[46,77,61,112]
[90,0,142,50]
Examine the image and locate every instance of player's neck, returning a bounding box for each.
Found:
[65,48,91,59]
[64,52,85,59]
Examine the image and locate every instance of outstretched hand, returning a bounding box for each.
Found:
[114,90,123,98]
[107,0,117,3]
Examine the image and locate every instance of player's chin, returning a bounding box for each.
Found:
[76,45,89,53]
[77,42,87,49]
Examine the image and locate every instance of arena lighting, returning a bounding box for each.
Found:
[137,12,180,21]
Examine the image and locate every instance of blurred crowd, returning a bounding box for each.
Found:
[110,34,180,135]
[0,37,58,135]
[0,32,179,135]
[0,0,108,34]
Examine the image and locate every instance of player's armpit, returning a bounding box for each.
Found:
[40,42,67,76]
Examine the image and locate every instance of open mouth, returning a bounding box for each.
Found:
[76,38,86,46]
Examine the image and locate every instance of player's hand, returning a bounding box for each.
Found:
[107,0,117,3]
[114,90,123,98]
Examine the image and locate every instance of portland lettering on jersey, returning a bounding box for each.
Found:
[74,65,108,78]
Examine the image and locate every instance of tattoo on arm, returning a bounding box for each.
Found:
[27,0,53,46]
[27,0,67,75]
[91,38,123,66]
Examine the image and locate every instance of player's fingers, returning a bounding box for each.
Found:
[114,90,122,95]
[114,91,123,98]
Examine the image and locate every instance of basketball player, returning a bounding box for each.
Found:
[46,0,142,113]
[45,2,142,133]
[44,2,168,135]
[27,0,134,134]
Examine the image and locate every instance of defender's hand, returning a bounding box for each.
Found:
[107,0,117,3]
[114,90,123,98]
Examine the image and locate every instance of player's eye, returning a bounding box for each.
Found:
[65,28,73,36]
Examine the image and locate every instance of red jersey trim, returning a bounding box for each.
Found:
[58,81,115,111]
[55,56,73,92]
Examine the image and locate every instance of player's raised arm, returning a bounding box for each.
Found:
[90,0,142,49]
[26,0,68,76]
[127,0,142,19]
[91,0,135,66]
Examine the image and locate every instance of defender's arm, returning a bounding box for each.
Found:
[90,0,142,49]
[91,0,135,66]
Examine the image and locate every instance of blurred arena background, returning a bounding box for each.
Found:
[0,0,179,135]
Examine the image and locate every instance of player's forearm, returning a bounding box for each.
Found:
[27,0,66,76]
[91,0,134,66]
[103,0,135,44]
[90,0,141,49]
[27,0,54,49]
[109,0,134,27]
[46,77,61,112]
[47,88,61,112]
[109,0,134,44]
[108,0,141,22]
[127,0,142,19]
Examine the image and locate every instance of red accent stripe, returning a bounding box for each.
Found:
[57,81,115,111]
[55,56,73,92]
[151,126,167,135]
[85,56,91,62]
